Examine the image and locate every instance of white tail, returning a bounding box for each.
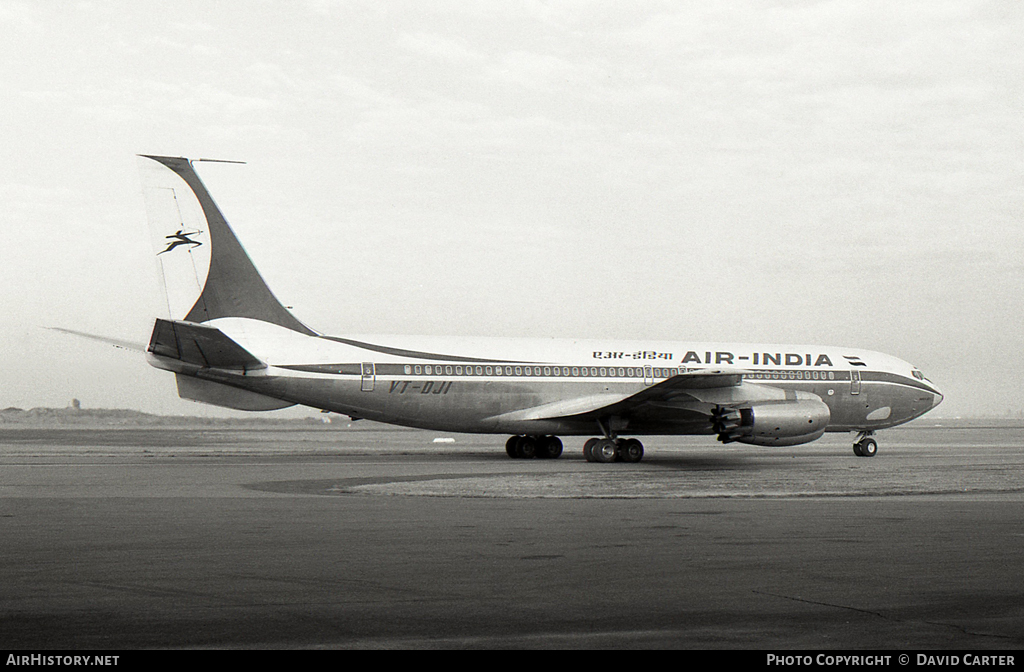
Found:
[139,156,212,320]
[137,155,315,335]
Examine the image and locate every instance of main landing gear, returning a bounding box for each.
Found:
[503,434,645,463]
[853,431,877,457]
[583,437,645,463]
[582,418,645,463]
[506,435,563,459]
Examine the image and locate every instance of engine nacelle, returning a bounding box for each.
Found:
[713,397,831,447]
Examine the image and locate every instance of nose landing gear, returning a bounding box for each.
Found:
[853,431,877,457]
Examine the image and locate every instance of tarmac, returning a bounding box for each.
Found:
[0,422,1022,649]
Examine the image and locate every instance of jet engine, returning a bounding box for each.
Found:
[711,397,831,446]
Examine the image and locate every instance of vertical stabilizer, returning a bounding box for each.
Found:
[138,155,315,335]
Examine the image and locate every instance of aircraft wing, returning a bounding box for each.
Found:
[492,369,781,423]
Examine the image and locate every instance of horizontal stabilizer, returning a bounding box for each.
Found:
[148,318,265,371]
[48,327,147,352]
[175,374,294,411]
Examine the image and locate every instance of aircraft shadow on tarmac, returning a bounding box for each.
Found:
[245,452,763,498]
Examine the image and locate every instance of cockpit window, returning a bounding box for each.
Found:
[912,369,925,381]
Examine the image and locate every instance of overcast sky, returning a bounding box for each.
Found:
[1,1,1020,418]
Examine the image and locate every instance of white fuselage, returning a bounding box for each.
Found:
[154,317,942,437]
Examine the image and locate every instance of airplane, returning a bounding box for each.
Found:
[134,154,943,463]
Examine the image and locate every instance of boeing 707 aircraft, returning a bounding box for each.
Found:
[136,154,942,462]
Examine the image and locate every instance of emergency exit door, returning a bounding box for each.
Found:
[361,362,375,392]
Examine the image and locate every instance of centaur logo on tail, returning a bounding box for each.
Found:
[137,155,942,462]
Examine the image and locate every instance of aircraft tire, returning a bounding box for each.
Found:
[583,438,599,462]
[537,436,563,459]
[515,435,538,459]
[618,438,644,463]
[853,438,878,457]
[506,436,521,458]
[592,438,618,463]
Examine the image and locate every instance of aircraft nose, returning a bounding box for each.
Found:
[931,386,943,408]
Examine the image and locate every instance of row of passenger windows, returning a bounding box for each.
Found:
[399,364,679,374]
[403,364,679,378]
[745,371,836,381]
[398,364,837,381]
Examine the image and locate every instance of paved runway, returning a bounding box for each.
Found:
[1,423,1022,649]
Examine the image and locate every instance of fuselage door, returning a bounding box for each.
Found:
[361,362,375,392]
[850,369,861,395]
[644,366,654,386]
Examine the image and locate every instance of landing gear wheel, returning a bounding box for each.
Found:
[618,438,644,463]
[514,435,538,459]
[592,438,618,463]
[583,438,599,462]
[853,430,877,458]
[506,436,520,458]
[537,436,563,459]
[853,438,877,457]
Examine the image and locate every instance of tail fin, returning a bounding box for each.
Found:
[138,155,315,335]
